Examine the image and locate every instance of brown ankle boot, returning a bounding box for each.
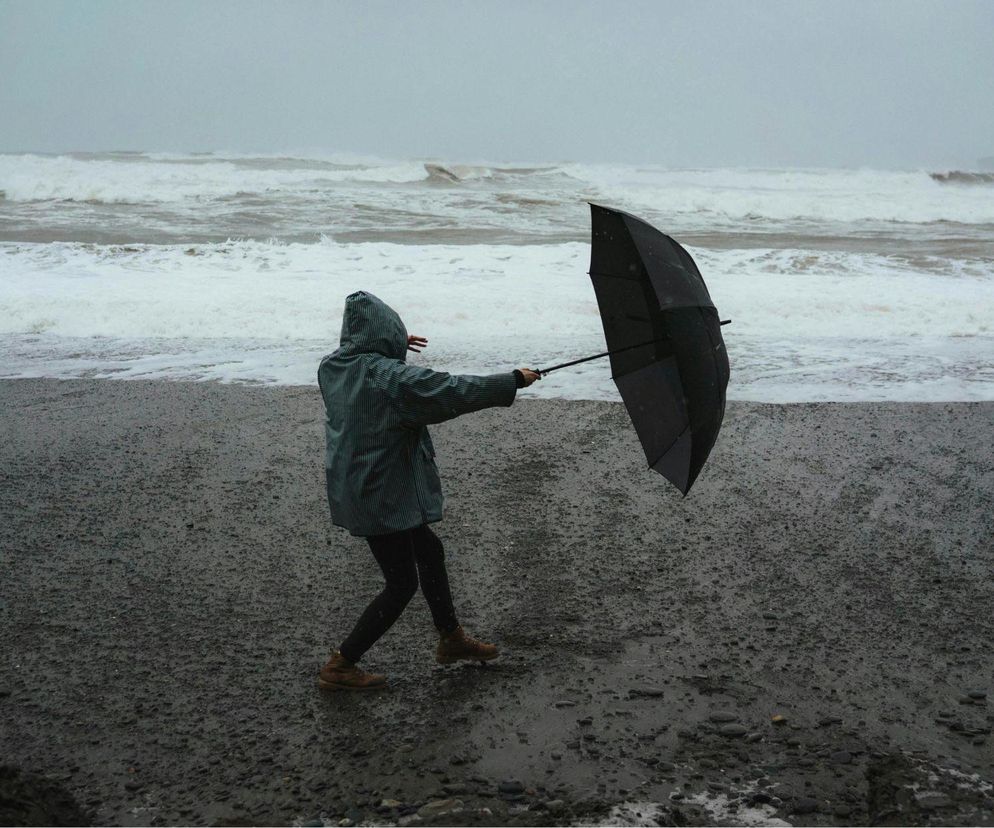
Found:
[436,626,499,664]
[318,651,387,691]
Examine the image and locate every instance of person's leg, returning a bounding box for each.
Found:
[412,525,500,664]
[410,524,458,634]
[338,529,419,663]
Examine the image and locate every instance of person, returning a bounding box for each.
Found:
[316,290,541,690]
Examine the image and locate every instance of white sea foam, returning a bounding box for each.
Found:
[580,796,791,827]
[580,800,667,826]
[1,239,992,400]
[3,240,991,341]
[684,792,792,827]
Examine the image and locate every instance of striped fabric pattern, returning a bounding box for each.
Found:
[318,291,518,537]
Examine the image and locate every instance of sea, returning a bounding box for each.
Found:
[1,151,992,401]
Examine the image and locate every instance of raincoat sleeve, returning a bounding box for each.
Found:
[376,362,518,427]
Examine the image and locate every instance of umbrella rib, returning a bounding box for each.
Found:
[645,426,691,471]
[588,269,642,282]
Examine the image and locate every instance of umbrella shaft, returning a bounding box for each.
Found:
[537,337,662,375]
[537,320,731,375]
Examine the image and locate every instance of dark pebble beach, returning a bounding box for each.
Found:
[1,378,992,826]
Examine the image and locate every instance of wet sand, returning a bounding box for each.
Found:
[1,379,992,827]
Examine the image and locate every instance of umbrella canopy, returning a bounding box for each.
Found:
[588,203,730,494]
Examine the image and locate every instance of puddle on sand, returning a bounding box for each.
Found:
[449,636,750,801]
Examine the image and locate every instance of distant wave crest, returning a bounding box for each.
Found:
[423,162,562,183]
[0,153,577,204]
[930,171,994,185]
[3,153,994,227]
[0,153,429,203]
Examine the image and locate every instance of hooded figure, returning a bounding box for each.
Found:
[316,291,540,690]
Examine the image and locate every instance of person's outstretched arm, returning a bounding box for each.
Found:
[377,362,540,428]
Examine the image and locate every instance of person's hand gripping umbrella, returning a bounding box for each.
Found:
[409,333,542,387]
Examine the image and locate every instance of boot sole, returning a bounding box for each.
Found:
[317,678,388,691]
[436,653,499,665]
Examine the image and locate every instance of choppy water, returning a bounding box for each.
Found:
[1,151,992,400]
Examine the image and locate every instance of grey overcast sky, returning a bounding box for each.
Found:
[1,0,992,167]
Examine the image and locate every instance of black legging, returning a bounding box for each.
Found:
[339,524,459,663]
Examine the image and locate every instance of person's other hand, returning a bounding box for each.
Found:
[407,335,428,353]
[518,368,541,386]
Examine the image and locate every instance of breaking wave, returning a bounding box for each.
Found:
[569,165,994,226]
[0,153,429,203]
[3,152,993,227]
[930,170,994,185]
[423,162,562,183]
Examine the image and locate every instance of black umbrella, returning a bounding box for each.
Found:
[538,204,730,494]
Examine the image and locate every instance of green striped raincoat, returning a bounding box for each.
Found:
[318,291,519,537]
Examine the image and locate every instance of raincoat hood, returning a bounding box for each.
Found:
[337,291,408,361]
